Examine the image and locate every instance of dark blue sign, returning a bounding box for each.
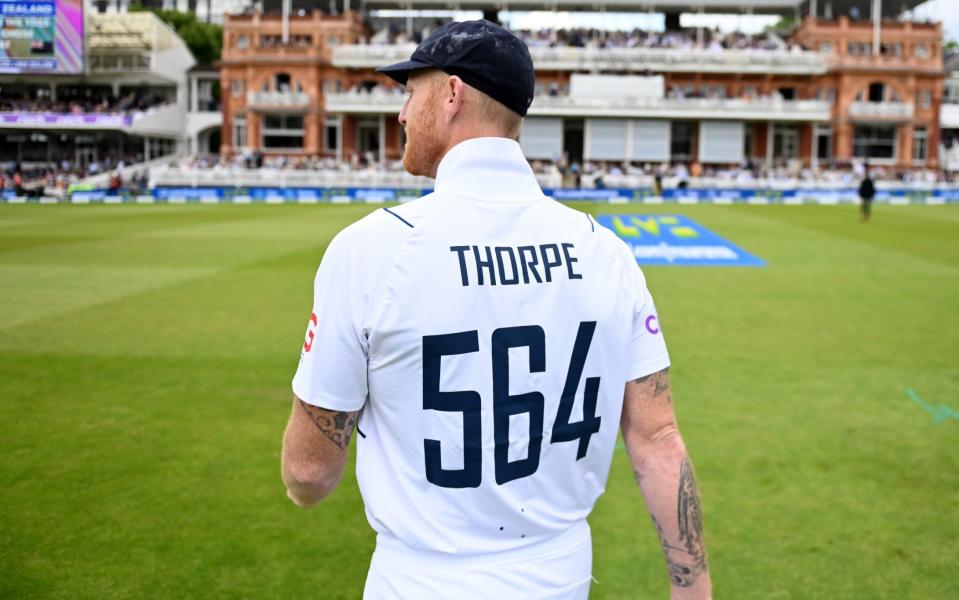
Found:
[597,214,765,267]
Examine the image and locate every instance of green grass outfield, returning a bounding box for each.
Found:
[1,203,957,599]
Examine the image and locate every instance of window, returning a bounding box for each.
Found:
[670,122,693,162]
[819,42,832,53]
[323,80,342,94]
[853,125,897,160]
[230,79,245,97]
[915,44,929,59]
[868,82,885,103]
[232,115,247,150]
[945,81,959,104]
[275,73,292,92]
[880,43,901,57]
[324,116,340,153]
[264,114,303,129]
[913,127,928,163]
[290,34,312,47]
[260,35,283,48]
[916,90,932,110]
[262,113,304,150]
[815,125,833,162]
[816,87,836,102]
[236,34,249,49]
[773,124,798,160]
[848,42,870,56]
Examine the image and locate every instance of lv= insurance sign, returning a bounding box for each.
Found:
[596,215,765,267]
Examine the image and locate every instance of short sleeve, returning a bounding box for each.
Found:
[291,234,369,411]
[622,253,670,382]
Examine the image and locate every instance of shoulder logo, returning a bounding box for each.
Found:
[645,315,660,335]
[303,313,318,352]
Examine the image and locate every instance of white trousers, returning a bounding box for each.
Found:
[363,522,593,600]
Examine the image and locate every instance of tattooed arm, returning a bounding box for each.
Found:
[281,396,358,507]
[621,368,712,599]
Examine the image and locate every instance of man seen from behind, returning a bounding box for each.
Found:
[281,20,712,600]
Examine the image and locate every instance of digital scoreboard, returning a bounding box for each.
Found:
[0,0,83,74]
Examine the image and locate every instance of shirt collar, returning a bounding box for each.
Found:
[433,137,544,202]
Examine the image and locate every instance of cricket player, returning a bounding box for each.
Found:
[282,20,712,600]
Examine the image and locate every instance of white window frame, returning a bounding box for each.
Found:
[912,126,928,164]
[232,114,247,151]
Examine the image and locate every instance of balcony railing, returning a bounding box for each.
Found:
[831,54,942,73]
[333,44,829,74]
[848,101,914,120]
[247,91,311,108]
[324,92,832,121]
[88,53,151,72]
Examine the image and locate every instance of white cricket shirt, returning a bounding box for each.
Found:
[292,137,669,557]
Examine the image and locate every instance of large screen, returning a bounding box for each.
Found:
[0,0,83,74]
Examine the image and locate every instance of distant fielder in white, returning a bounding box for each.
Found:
[282,19,712,600]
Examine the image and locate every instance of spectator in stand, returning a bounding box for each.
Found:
[108,171,122,196]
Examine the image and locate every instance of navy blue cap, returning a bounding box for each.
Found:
[376,20,535,117]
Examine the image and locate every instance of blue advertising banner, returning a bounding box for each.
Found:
[53,185,959,205]
[596,214,766,267]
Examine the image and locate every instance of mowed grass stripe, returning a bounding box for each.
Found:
[0,205,381,347]
[732,204,959,268]
[1,204,957,600]
[0,264,216,330]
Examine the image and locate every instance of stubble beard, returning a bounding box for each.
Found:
[402,113,446,179]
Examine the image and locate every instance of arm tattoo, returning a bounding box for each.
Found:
[651,514,706,588]
[653,457,708,588]
[631,367,670,400]
[297,399,358,450]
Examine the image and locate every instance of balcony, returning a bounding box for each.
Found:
[333,44,829,75]
[831,53,943,74]
[941,103,959,129]
[223,44,329,63]
[247,91,311,109]
[848,101,914,121]
[324,92,832,122]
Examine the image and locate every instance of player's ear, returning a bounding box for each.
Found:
[443,75,466,123]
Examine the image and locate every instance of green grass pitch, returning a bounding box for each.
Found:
[1,202,957,599]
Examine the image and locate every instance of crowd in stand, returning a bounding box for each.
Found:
[341,82,800,104]
[0,165,82,197]
[530,158,948,188]
[4,154,955,199]
[170,153,954,185]
[172,151,406,173]
[515,28,801,52]
[0,89,172,115]
[360,23,803,53]
[0,155,148,197]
